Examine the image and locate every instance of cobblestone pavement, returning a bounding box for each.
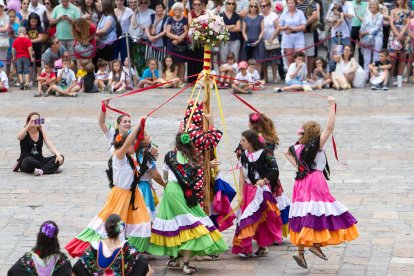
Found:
[0,84,413,275]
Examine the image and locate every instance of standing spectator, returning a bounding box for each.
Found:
[72,18,96,65]
[360,0,383,74]
[8,221,71,275]
[381,0,393,48]
[7,9,19,81]
[0,0,10,63]
[351,0,367,66]
[42,37,69,66]
[187,0,205,84]
[241,0,265,74]
[43,0,58,49]
[130,0,155,76]
[145,1,168,69]
[296,0,319,77]
[26,12,43,82]
[94,0,118,66]
[261,0,279,83]
[208,0,224,13]
[114,0,133,63]
[12,27,34,90]
[51,0,81,63]
[388,0,410,87]
[14,112,64,175]
[29,0,47,29]
[236,0,249,17]
[128,0,139,12]
[17,0,30,26]
[166,2,188,82]
[80,0,102,25]
[220,0,241,62]
[326,0,354,47]
[278,0,306,65]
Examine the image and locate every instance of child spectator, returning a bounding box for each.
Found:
[52,58,80,97]
[232,61,253,94]
[247,59,264,91]
[12,26,34,90]
[274,52,321,93]
[311,57,332,88]
[218,52,238,88]
[138,58,163,88]
[160,55,179,88]
[369,49,392,91]
[26,12,43,82]
[108,60,126,94]
[7,9,19,82]
[76,59,88,92]
[0,61,9,92]
[123,57,139,89]
[35,62,56,97]
[84,63,97,93]
[95,59,109,92]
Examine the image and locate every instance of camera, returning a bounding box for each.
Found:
[33,118,45,124]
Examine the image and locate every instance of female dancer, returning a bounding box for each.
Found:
[247,112,290,239]
[66,118,152,257]
[232,130,280,257]
[147,132,228,275]
[284,97,359,269]
[72,214,153,276]
[8,221,72,275]
[14,112,64,175]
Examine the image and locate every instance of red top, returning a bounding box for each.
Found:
[74,23,97,59]
[12,37,33,59]
[40,71,56,79]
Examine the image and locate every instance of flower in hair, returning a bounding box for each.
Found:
[116,221,125,233]
[258,133,265,144]
[115,134,123,143]
[297,127,304,136]
[181,133,191,144]
[41,223,56,238]
[250,113,260,122]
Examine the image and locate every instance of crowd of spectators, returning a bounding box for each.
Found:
[0,0,413,96]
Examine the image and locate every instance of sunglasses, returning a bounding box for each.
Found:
[227,2,235,5]
[193,3,201,6]
[250,5,258,8]
[260,4,269,8]
[139,2,148,4]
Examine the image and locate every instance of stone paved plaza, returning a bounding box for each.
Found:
[0,84,413,275]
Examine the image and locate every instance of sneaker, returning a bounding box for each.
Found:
[24,84,30,90]
[15,82,21,87]
[371,84,380,90]
[55,167,63,174]
[12,160,19,172]
[237,252,252,258]
[20,83,24,90]
[382,85,389,91]
[34,168,44,176]
[253,247,269,257]
[247,89,253,94]
[33,93,42,97]
[274,88,283,93]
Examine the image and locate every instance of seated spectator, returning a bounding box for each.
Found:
[219,51,238,88]
[12,26,34,90]
[72,214,153,276]
[247,58,264,90]
[83,62,97,93]
[369,49,392,90]
[123,57,139,89]
[35,62,56,97]
[160,55,180,88]
[0,61,9,92]
[52,58,80,97]
[332,45,366,89]
[311,57,332,88]
[232,61,253,94]
[42,37,69,67]
[13,112,64,175]
[8,221,72,275]
[95,59,109,92]
[108,60,126,93]
[76,59,89,91]
[138,58,163,88]
[274,52,322,93]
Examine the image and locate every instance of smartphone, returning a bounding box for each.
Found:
[33,118,45,124]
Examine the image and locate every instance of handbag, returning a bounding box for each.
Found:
[129,13,144,40]
[264,38,280,50]
[173,44,187,54]
[0,37,9,48]
[74,42,94,58]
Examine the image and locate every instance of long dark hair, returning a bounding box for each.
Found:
[81,0,98,14]
[28,12,41,28]
[32,221,61,259]
[100,0,116,17]
[112,114,130,144]
[105,214,122,239]
[175,132,199,165]
[242,130,265,152]
[162,55,175,73]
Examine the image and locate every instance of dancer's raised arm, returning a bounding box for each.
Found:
[320,96,336,149]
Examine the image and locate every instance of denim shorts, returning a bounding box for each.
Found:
[286,79,306,86]
[15,57,30,74]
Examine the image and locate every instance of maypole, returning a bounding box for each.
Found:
[189,10,230,215]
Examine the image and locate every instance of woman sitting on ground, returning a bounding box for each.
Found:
[8,221,72,275]
[13,112,64,176]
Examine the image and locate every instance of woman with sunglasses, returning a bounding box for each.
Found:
[240,0,265,74]
[42,0,57,48]
[220,0,241,63]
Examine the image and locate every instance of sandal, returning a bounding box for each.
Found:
[167,257,180,269]
[195,255,220,261]
[183,262,197,275]
[309,245,328,260]
[293,250,307,269]
[237,252,252,258]
[253,247,269,257]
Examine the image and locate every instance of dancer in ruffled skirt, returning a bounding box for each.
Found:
[147,132,228,275]
[284,97,359,268]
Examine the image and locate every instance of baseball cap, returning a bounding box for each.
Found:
[238,61,248,69]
